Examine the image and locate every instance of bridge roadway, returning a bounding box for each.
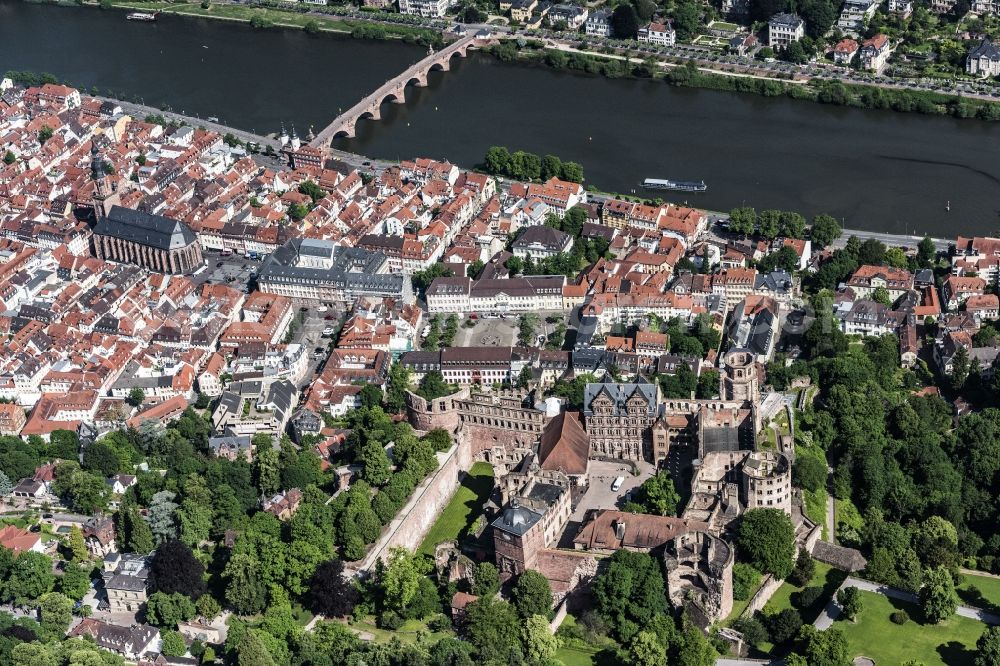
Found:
[309,34,486,147]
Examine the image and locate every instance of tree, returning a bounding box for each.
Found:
[676,620,717,666]
[523,614,560,663]
[196,594,221,621]
[146,591,196,627]
[733,563,761,600]
[126,387,145,407]
[728,207,757,236]
[560,161,584,183]
[359,384,383,410]
[37,592,73,637]
[872,285,892,305]
[66,525,89,561]
[81,441,121,477]
[118,503,154,553]
[732,616,768,648]
[512,570,552,619]
[836,587,863,621]
[801,626,850,666]
[767,608,803,644]
[789,552,816,586]
[792,455,826,493]
[358,440,391,486]
[253,444,281,497]
[920,566,958,623]
[593,549,667,643]
[381,547,422,614]
[975,626,1000,666]
[951,345,970,390]
[611,3,640,38]
[779,211,807,239]
[483,146,512,175]
[737,509,796,579]
[3,151,14,165]
[917,236,937,267]
[3,551,54,605]
[225,552,268,615]
[147,490,178,544]
[540,154,563,181]
[308,559,357,618]
[55,563,89,604]
[37,125,53,145]
[472,561,500,597]
[672,0,700,40]
[631,472,681,516]
[756,209,780,239]
[236,629,277,666]
[463,597,523,659]
[177,498,212,548]
[149,540,206,599]
[810,214,842,249]
[161,630,187,657]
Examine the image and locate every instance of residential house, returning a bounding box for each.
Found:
[728,34,758,56]
[512,225,574,260]
[768,13,804,48]
[942,275,986,311]
[0,524,43,553]
[511,0,539,21]
[70,619,161,661]
[547,4,588,28]
[967,39,1000,77]
[965,293,1000,322]
[846,265,913,301]
[638,21,676,46]
[953,235,1000,282]
[833,38,859,65]
[726,296,779,362]
[102,552,150,613]
[398,0,450,17]
[585,9,612,36]
[860,34,891,73]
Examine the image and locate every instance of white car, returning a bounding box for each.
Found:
[611,476,625,492]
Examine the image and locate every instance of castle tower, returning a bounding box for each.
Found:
[721,350,759,405]
[290,125,301,151]
[278,123,289,147]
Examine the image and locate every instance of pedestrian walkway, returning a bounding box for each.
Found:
[815,576,1000,629]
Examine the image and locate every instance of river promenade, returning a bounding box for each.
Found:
[101,94,955,254]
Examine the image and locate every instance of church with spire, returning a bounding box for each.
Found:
[88,141,204,274]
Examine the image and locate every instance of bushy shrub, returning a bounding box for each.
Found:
[794,585,824,610]
[379,610,402,630]
[891,610,909,625]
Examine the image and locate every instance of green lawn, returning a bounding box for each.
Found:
[348,617,453,646]
[761,561,845,624]
[833,591,986,666]
[418,462,494,556]
[555,644,605,666]
[958,572,1000,614]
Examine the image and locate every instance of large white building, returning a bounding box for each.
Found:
[399,0,451,16]
[425,275,566,314]
[638,21,676,46]
[767,13,804,48]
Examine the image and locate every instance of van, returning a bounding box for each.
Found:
[317,306,328,313]
[611,476,625,492]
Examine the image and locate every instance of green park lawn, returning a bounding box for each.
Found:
[957,572,1000,613]
[348,617,453,646]
[555,644,604,666]
[417,462,494,556]
[762,561,845,622]
[833,591,987,666]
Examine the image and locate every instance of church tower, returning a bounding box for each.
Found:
[90,141,119,219]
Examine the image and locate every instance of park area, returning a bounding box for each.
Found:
[418,462,494,556]
[957,572,1000,614]
[832,591,988,665]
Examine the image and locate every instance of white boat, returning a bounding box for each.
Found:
[126,11,158,21]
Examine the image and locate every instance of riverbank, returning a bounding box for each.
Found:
[485,40,1000,122]
[80,0,444,45]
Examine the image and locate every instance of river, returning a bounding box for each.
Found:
[3,0,1000,235]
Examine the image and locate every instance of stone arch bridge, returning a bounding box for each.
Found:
[309,34,491,147]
